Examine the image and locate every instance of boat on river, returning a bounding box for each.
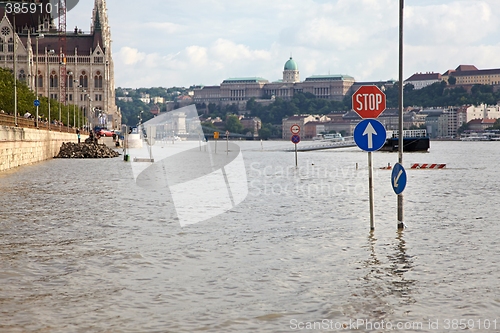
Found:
[460,132,500,141]
[381,129,430,152]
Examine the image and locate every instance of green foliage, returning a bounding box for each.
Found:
[116,98,152,126]
[384,81,500,108]
[114,82,500,136]
[258,123,280,140]
[258,127,271,140]
[225,114,244,133]
[201,121,217,135]
[0,68,82,125]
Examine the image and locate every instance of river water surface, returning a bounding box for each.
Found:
[1,141,499,332]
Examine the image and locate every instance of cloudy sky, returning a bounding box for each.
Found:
[67,0,500,89]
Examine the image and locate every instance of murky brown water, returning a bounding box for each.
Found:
[1,141,499,332]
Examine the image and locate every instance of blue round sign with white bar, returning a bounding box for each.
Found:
[34,99,40,107]
[291,134,300,144]
[391,162,407,195]
[353,119,387,152]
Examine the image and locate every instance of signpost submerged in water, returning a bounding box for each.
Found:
[290,125,300,167]
[352,87,387,231]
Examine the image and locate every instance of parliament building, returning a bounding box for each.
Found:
[0,0,120,128]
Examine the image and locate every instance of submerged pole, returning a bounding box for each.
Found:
[294,143,298,167]
[368,151,375,230]
[397,0,404,229]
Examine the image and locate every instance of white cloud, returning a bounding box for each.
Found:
[115,47,146,65]
[144,22,185,35]
[406,1,497,45]
[68,0,500,87]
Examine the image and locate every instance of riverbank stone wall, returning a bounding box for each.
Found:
[0,126,78,172]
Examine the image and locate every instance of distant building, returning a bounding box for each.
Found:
[240,117,262,137]
[467,118,497,131]
[152,96,165,104]
[150,104,160,116]
[404,72,442,89]
[176,95,193,107]
[0,0,121,128]
[139,93,150,104]
[195,57,356,108]
[466,104,500,122]
[442,65,500,86]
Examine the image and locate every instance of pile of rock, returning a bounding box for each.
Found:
[55,142,120,158]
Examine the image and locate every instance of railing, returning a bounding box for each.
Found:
[0,113,88,134]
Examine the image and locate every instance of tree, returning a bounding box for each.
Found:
[225,114,244,133]
[404,83,414,92]
[258,127,271,140]
[201,121,217,135]
[448,76,456,85]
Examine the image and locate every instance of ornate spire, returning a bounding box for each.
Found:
[91,0,110,51]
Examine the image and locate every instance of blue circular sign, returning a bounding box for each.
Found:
[34,99,40,107]
[353,119,387,152]
[391,163,407,195]
[291,134,300,144]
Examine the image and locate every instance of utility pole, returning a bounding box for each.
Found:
[398,0,405,229]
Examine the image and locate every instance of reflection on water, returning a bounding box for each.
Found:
[341,231,416,327]
[0,141,500,332]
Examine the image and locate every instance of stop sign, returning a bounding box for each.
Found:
[352,85,386,119]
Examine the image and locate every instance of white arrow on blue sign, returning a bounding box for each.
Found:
[391,162,407,195]
[34,99,40,107]
[353,119,387,152]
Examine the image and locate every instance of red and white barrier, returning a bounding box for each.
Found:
[410,163,446,169]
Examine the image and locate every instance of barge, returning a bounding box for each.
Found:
[381,129,430,152]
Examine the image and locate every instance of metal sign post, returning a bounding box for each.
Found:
[291,134,300,167]
[398,0,405,229]
[290,124,301,167]
[214,131,219,154]
[352,86,387,230]
[226,130,229,155]
[34,100,40,128]
[368,152,375,230]
[354,119,387,230]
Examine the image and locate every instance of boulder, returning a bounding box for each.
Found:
[55,142,120,158]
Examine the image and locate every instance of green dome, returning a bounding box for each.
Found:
[284,57,298,71]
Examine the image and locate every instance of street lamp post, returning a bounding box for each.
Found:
[35,33,44,128]
[86,94,93,131]
[73,80,78,128]
[46,49,55,130]
[13,14,17,126]
[67,71,72,132]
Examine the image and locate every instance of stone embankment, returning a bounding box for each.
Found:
[0,126,78,172]
[55,142,120,158]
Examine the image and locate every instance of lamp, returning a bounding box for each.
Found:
[67,71,72,132]
[73,79,78,128]
[35,33,44,128]
[46,49,55,130]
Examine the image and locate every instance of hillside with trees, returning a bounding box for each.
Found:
[116,81,500,137]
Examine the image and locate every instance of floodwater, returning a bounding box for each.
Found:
[0,141,499,332]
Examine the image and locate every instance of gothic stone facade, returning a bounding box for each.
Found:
[0,0,120,128]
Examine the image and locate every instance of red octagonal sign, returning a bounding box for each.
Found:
[352,85,386,119]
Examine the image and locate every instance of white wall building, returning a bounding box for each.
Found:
[466,104,500,122]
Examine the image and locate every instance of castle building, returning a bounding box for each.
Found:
[0,0,120,128]
[194,57,355,107]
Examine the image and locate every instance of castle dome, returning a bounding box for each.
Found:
[284,57,298,71]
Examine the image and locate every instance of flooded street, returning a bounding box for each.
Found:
[1,141,499,332]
